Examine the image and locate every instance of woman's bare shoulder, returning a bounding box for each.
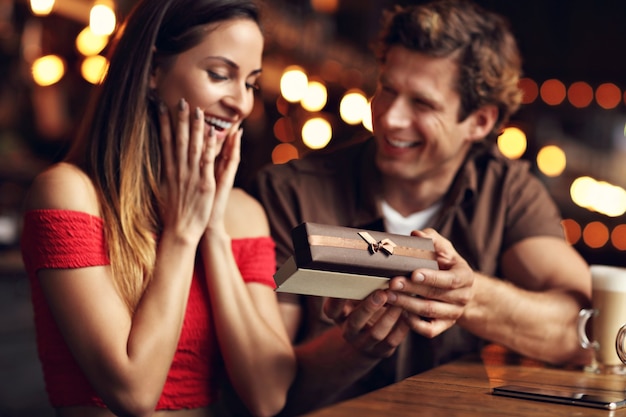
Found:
[23,162,100,216]
[225,188,270,239]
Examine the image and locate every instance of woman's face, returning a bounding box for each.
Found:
[150,18,263,148]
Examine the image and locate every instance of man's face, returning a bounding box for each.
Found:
[371,46,480,184]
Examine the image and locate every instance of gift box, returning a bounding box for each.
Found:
[274,222,438,299]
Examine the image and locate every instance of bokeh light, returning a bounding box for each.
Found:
[272,143,298,164]
[339,89,368,125]
[32,55,65,86]
[536,145,566,177]
[570,176,626,217]
[518,77,538,104]
[361,98,373,132]
[497,126,527,159]
[76,26,109,57]
[275,96,290,117]
[567,81,593,108]
[81,55,108,84]
[611,225,626,251]
[596,83,621,109]
[561,219,581,245]
[302,117,332,149]
[594,181,626,217]
[273,117,295,143]
[540,79,566,106]
[301,80,327,112]
[90,3,116,36]
[30,0,54,15]
[582,221,609,249]
[280,66,308,103]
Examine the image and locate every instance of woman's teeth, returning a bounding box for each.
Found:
[204,116,233,131]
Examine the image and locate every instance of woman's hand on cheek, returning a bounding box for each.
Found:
[158,98,218,244]
[205,126,241,234]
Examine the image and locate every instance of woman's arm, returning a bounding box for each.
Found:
[200,189,295,417]
[28,166,197,417]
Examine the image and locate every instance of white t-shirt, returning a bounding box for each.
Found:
[381,200,442,236]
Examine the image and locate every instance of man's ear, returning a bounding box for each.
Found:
[467,104,498,141]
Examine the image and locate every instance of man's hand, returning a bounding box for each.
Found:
[323,291,410,359]
[386,228,475,338]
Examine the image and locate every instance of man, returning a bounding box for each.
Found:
[250,0,591,415]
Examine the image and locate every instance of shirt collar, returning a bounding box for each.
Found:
[355,138,384,229]
[445,143,482,207]
[354,139,493,229]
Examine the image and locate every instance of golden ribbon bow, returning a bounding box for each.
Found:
[358,231,397,256]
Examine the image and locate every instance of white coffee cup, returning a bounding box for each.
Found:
[577,264,626,374]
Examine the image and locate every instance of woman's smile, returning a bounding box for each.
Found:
[204,115,233,131]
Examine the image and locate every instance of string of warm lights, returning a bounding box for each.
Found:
[563,219,626,251]
[520,78,625,109]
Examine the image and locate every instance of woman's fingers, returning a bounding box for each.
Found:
[175,98,190,178]
[200,125,216,185]
[188,106,205,172]
[216,127,242,184]
[156,97,219,239]
[158,101,174,186]
[205,127,240,232]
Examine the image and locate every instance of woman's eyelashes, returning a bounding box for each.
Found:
[207,70,228,82]
[207,70,260,91]
[246,81,260,91]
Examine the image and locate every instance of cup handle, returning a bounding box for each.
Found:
[578,308,599,349]
[616,323,626,364]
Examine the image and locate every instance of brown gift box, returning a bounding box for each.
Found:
[274,222,438,300]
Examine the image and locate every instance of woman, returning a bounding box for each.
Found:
[20,0,295,416]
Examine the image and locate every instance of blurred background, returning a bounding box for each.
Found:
[1,0,626,415]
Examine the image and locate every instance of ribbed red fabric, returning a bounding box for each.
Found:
[21,209,276,410]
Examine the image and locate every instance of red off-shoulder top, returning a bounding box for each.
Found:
[20,209,276,410]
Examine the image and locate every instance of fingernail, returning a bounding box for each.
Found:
[416,272,425,282]
[386,291,397,303]
[158,101,167,114]
[372,291,383,305]
[195,107,201,120]
[178,98,186,111]
[391,280,404,290]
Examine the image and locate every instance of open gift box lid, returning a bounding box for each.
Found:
[274,222,439,299]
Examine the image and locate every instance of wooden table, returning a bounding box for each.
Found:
[305,346,626,416]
